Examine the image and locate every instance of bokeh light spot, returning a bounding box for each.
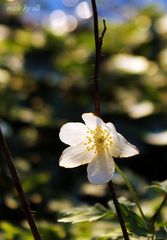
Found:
[49,10,78,35]
[75,1,92,19]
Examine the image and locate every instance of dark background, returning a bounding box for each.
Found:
[0,0,167,239]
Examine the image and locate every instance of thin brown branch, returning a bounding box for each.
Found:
[108,181,130,240]
[91,0,130,239]
[0,128,42,240]
[99,19,107,49]
[91,0,103,116]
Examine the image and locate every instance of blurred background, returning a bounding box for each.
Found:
[0,0,167,239]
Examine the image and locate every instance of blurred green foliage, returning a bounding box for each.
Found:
[0,2,167,239]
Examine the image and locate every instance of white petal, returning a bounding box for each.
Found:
[106,122,118,134]
[59,143,95,168]
[106,122,121,157]
[117,133,139,157]
[59,122,88,146]
[87,154,115,184]
[82,113,106,130]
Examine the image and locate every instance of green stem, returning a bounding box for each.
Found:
[115,162,147,221]
[151,193,167,225]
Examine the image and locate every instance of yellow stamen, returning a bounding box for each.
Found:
[85,127,113,154]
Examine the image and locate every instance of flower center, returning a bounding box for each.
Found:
[85,127,113,154]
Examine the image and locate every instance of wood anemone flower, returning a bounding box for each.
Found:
[59,113,139,184]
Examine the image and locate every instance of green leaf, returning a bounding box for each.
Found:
[58,203,114,224]
[108,197,135,211]
[148,180,167,194]
[156,227,167,240]
[156,222,167,228]
[0,221,33,240]
[120,203,153,237]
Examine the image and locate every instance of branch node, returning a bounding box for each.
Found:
[99,19,107,43]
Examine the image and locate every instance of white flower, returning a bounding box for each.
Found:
[59,113,139,184]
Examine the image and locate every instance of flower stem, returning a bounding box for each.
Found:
[0,128,42,240]
[115,162,147,221]
[151,193,167,225]
[91,1,129,239]
[108,181,130,240]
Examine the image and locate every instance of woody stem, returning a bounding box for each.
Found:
[0,128,42,240]
[91,1,129,239]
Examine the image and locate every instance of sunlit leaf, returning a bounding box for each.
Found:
[148,180,167,194]
[0,222,33,240]
[58,203,114,223]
